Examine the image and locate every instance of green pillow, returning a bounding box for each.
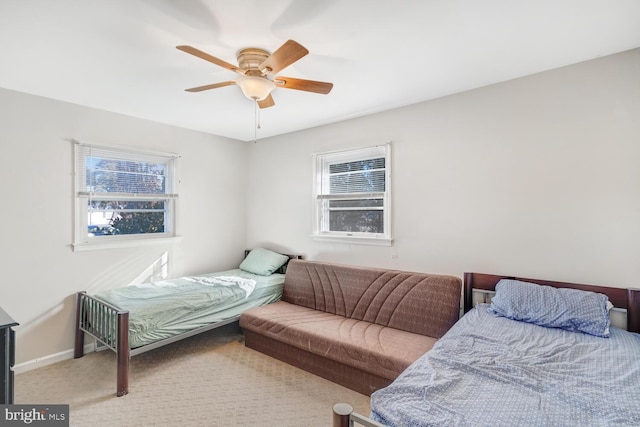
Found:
[239,248,289,276]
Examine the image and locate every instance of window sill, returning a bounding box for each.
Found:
[312,234,393,246]
[72,235,182,252]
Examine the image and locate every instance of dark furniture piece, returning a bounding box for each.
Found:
[1,307,18,404]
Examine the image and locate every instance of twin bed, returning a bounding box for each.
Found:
[74,248,300,396]
[335,272,640,427]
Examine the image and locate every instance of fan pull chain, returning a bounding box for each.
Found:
[253,101,262,143]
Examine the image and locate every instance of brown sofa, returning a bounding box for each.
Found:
[239,259,462,395]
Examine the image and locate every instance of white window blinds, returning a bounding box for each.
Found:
[313,143,391,243]
[73,141,179,246]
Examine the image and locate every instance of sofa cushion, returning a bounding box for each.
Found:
[282,260,462,339]
[240,301,438,381]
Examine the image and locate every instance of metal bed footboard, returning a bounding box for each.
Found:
[74,291,130,396]
[73,291,242,397]
[332,404,385,427]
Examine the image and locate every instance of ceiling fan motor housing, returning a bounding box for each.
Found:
[237,48,272,75]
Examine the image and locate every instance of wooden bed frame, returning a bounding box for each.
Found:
[463,272,640,332]
[74,251,302,397]
[333,271,640,427]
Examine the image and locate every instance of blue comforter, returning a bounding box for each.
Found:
[370,304,640,426]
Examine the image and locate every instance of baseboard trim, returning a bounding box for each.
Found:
[14,343,96,374]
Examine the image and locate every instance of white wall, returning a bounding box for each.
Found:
[3,48,639,369]
[246,48,640,289]
[0,88,248,367]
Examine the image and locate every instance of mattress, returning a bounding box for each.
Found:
[94,269,285,348]
[370,304,640,427]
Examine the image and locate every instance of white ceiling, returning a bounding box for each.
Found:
[1,0,639,142]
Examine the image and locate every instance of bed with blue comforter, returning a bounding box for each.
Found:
[369,276,640,427]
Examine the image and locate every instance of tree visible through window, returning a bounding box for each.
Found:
[74,142,178,246]
[313,144,391,243]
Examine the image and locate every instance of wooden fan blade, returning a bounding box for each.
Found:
[176,45,244,75]
[258,94,275,109]
[274,77,333,94]
[184,81,235,92]
[259,40,309,75]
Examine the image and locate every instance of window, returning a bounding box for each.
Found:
[73,141,179,249]
[313,143,391,245]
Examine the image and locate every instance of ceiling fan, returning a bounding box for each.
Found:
[177,40,333,108]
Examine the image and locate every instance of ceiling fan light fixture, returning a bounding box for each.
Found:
[236,76,275,101]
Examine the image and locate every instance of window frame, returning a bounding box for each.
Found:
[312,143,392,246]
[72,140,180,251]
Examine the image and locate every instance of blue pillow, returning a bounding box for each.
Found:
[239,248,289,276]
[488,279,611,337]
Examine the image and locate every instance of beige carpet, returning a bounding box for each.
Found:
[15,324,370,426]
